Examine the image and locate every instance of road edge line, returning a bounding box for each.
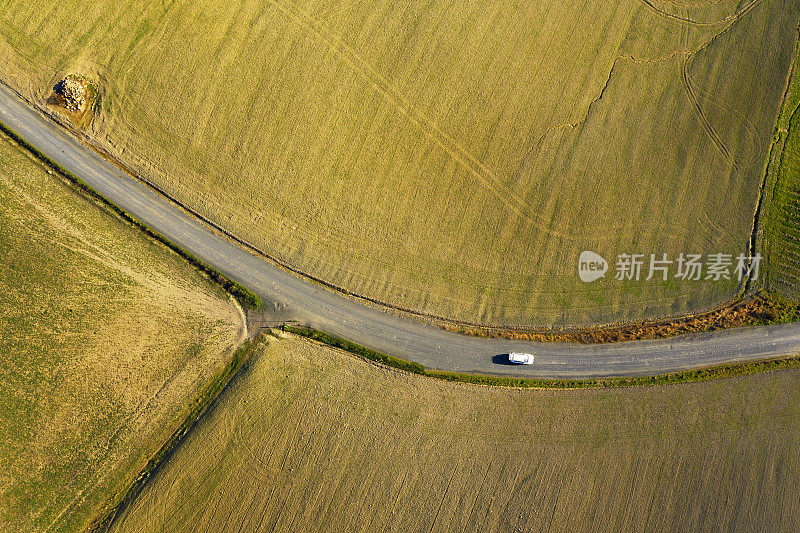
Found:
[0,117,262,310]
[284,325,800,389]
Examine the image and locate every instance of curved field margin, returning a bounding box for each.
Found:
[0,0,796,327]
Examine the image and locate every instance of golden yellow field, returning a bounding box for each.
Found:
[0,132,245,531]
[109,334,800,532]
[0,0,796,326]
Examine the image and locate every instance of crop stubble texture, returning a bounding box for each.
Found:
[109,336,800,532]
[0,0,796,326]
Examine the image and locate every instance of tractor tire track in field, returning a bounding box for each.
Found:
[638,0,764,26]
[265,0,559,232]
[428,467,457,532]
[464,460,493,529]
[675,0,767,173]
[680,55,734,166]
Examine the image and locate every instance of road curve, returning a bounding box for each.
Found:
[2,82,800,379]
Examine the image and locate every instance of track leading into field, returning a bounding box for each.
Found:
[3,83,800,379]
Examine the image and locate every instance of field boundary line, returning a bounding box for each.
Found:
[88,336,265,533]
[231,293,249,343]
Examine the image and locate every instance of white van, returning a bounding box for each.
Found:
[508,352,534,365]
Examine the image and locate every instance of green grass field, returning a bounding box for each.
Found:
[0,132,245,532]
[107,334,800,532]
[0,0,795,326]
[763,44,800,298]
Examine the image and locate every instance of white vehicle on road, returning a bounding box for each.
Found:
[508,352,534,365]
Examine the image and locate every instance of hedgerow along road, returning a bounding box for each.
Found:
[2,81,799,379]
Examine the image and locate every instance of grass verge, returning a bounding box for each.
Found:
[284,325,800,389]
[0,117,261,309]
[283,326,426,375]
[440,293,800,343]
[89,336,263,533]
[763,41,800,299]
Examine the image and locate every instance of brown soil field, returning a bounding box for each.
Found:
[0,0,796,327]
[109,334,800,532]
[0,131,245,532]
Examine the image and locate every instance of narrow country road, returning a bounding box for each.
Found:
[3,82,799,379]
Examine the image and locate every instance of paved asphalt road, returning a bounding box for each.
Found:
[3,82,800,379]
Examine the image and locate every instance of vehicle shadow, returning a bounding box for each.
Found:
[491,354,515,365]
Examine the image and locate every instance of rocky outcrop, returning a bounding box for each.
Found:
[53,76,90,112]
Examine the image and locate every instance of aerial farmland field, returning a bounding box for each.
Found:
[107,335,800,532]
[763,46,800,299]
[0,0,795,326]
[0,132,245,531]
[1,0,800,529]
